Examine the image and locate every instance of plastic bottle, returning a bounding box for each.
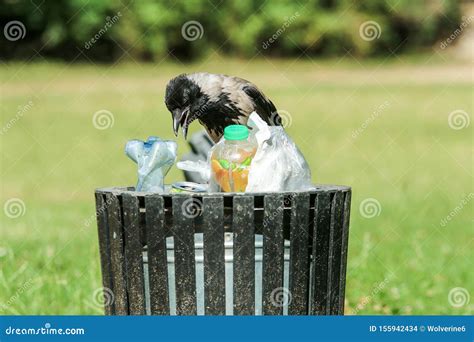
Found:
[125,136,177,192]
[210,125,257,192]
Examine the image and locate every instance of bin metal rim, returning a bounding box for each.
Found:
[95,184,351,196]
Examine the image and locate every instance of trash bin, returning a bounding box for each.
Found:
[94,185,351,315]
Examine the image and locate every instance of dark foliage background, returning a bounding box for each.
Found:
[0,0,461,62]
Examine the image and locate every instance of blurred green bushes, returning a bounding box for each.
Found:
[0,0,461,61]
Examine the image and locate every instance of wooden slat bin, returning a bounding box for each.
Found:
[95,185,351,315]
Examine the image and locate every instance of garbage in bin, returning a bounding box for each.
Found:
[177,112,312,192]
[209,125,257,192]
[125,136,177,192]
[176,159,210,182]
[246,112,312,192]
[171,181,208,193]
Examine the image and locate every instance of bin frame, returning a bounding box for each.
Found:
[95,185,351,315]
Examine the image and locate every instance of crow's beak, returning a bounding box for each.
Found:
[172,107,190,139]
[172,109,183,137]
[182,123,189,140]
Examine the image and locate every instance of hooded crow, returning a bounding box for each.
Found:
[164,72,281,142]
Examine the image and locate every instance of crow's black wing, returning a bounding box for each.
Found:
[242,85,281,126]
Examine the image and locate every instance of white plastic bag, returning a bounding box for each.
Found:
[246,112,312,192]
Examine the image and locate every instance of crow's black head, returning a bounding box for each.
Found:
[165,74,206,139]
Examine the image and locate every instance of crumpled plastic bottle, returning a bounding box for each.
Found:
[125,136,177,192]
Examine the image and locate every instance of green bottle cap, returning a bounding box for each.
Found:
[224,125,249,140]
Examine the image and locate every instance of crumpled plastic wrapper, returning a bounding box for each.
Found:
[177,112,313,192]
[177,159,210,182]
[125,136,177,192]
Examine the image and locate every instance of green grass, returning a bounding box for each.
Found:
[0,55,472,315]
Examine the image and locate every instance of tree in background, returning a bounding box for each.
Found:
[0,0,461,61]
